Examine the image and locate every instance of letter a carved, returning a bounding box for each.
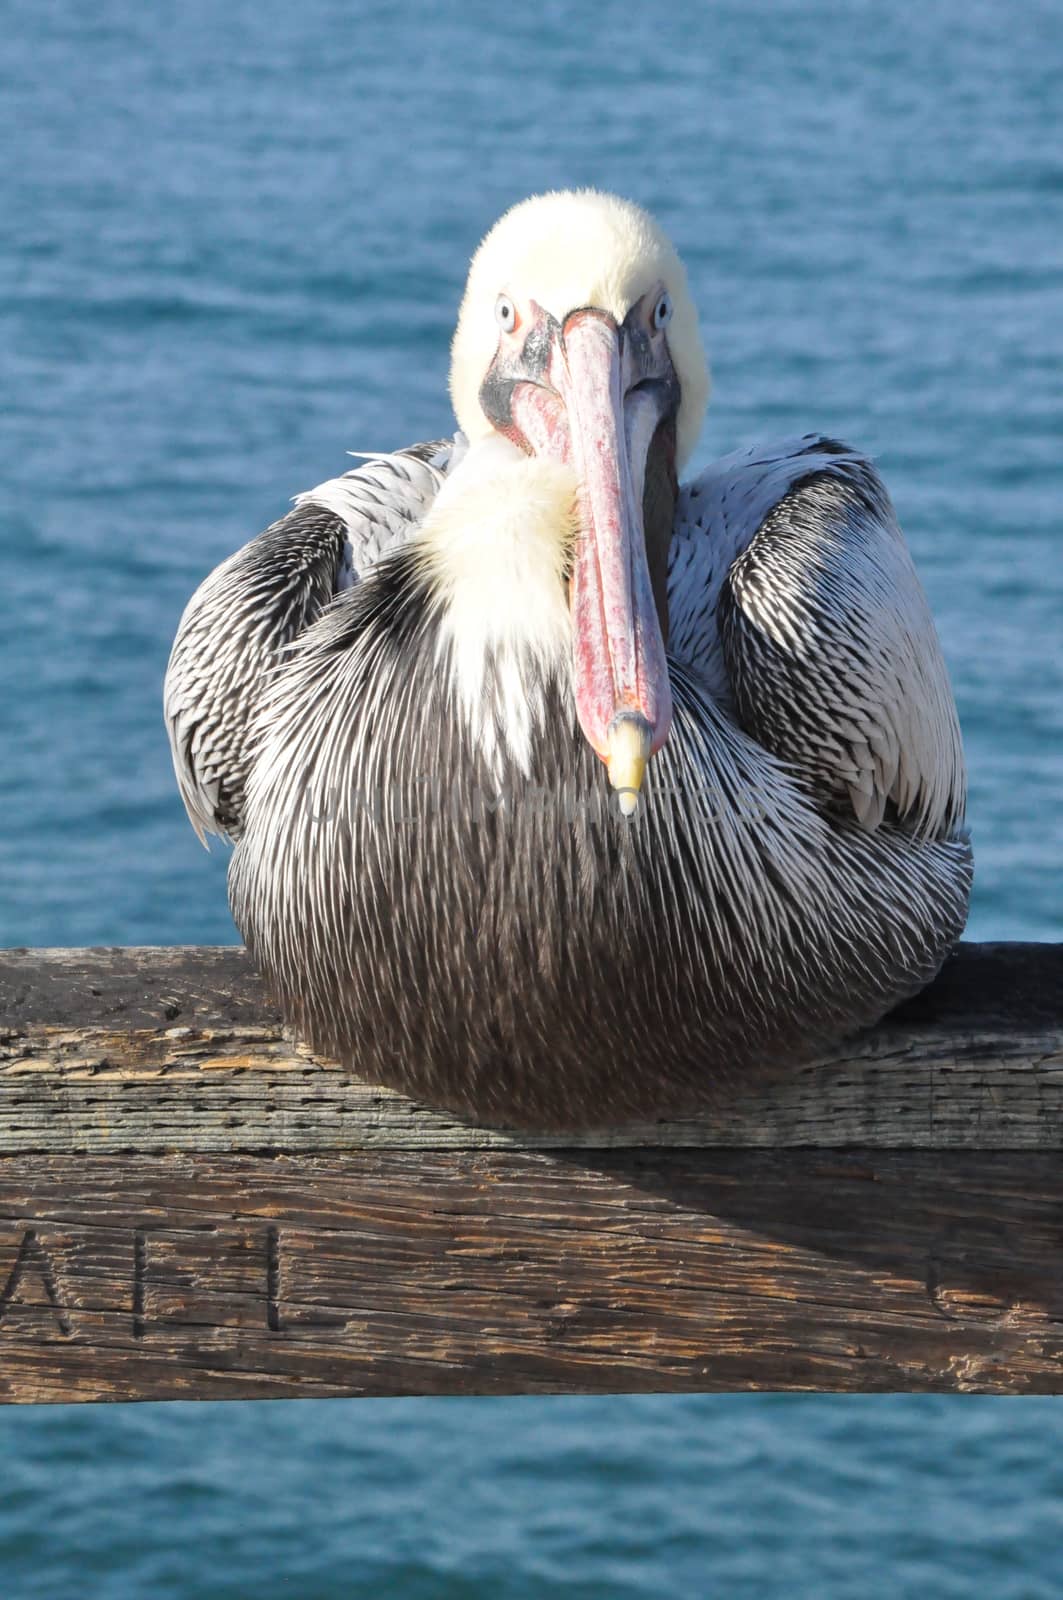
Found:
[0,1230,71,1336]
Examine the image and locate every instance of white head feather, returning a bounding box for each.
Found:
[417,435,578,774]
[449,190,710,470]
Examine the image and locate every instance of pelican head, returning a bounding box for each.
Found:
[448,190,709,811]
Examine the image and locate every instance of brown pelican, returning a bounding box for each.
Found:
[164,190,971,1129]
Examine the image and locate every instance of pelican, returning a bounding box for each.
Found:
[164,190,971,1129]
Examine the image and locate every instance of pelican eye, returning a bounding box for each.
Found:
[495,295,518,333]
[653,292,673,330]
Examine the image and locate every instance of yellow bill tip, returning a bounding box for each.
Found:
[605,714,653,817]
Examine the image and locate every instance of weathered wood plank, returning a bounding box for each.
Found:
[2,944,1062,1401]
[1,944,1061,1151]
[1,1149,1061,1401]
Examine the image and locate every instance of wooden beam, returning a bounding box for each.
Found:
[1,943,1062,1401]
[3,943,1062,1153]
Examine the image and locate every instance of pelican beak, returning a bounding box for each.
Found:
[491,300,676,813]
[551,309,673,813]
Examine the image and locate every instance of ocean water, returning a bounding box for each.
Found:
[1,0,1061,1592]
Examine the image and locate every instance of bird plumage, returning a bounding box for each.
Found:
[164,443,449,842]
[165,431,970,1127]
[670,435,966,838]
[163,191,971,1129]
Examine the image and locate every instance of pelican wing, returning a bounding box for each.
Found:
[164,442,450,843]
[670,435,966,838]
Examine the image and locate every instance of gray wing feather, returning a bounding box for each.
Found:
[670,435,966,840]
[164,443,448,844]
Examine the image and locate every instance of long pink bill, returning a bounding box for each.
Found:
[558,311,672,812]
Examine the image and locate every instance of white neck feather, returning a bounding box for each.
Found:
[417,436,578,775]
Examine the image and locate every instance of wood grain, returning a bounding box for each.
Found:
[1,944,1061,1152]
[0,1149,1061,1400]
[1,943,1062,1400]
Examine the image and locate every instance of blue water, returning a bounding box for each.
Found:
[2,0,1062,1592]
